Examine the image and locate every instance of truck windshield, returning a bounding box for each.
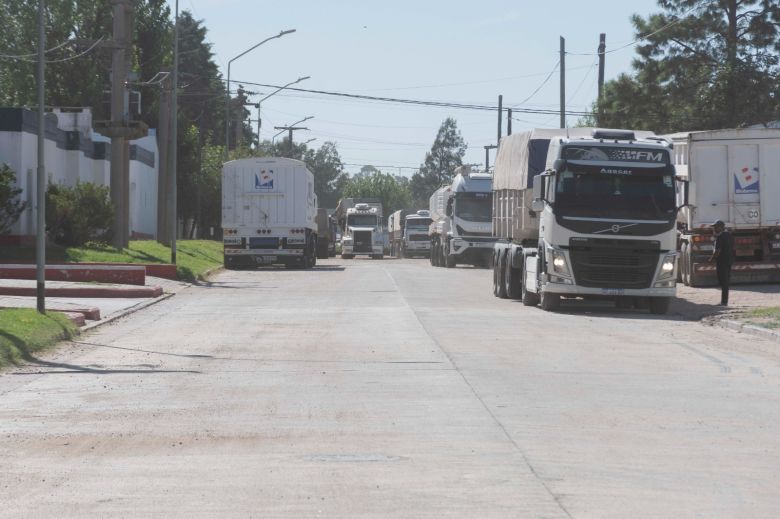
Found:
[347,214,377,227]
[406,218,432,230]
[555,170,675,220]
[456,195,491,222]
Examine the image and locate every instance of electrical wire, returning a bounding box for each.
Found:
[565,1,706,56]
[0,38,74,59]
[513,60,559,106]
[231,78,592,116]
[4,36,106,63]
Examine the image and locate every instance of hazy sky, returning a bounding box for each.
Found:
[167,0,661,175]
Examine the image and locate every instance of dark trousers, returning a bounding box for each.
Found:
[716,263,731,304]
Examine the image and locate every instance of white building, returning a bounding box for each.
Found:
[0,107,158,243]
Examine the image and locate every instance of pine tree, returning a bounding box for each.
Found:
[598,0,780,132]
[410,118,466,206]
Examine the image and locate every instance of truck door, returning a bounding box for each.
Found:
[759,141,780,226]
[692,144,729,226]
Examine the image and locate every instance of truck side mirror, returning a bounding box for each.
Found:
[553,159,567,173]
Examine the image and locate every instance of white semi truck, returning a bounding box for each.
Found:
[668,128,780,286]
[492,129,679,314]
[335,198,384,259]
[402,210,432,258]
[222,157,318,269]
[389,209,432,258]
[429,165,495,268]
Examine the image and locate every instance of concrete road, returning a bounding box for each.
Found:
[1,258,778,518]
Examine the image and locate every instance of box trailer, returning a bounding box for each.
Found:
[669,128,780,286]
[222,157,318,269]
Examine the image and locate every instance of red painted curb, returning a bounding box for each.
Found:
[0,286,163,298]
[0,264,146,285]
[1,262,178,280]
[57,311,86,327]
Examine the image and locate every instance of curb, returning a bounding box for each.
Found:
[716,319,780,342]
[80,292,177,332]
[198,265,224,282]
[0,285,163,298]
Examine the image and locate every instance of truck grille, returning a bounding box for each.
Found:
[354,230,373,252]
[568,238,659,289]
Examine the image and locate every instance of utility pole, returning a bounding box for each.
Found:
[507,108,512,136]
[598,33,606,126]
[96,0,147,249]
[497,94,503,149]
[156,71,170,245]
[484,144,497,171]
[274,126,309,157]
[35,0,45,313]
[560,36,566,129]
[170,0,179,264]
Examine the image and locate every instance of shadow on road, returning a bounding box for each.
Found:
[509,297,729,322]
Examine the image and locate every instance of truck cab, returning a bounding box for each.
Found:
[340,202,384,259]
[430,166,496,268]
[402,210,432,258]
[521,130,678,313]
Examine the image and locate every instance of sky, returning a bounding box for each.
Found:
[167,0,661,176]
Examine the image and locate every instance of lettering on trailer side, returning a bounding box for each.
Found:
[734,166,760,194]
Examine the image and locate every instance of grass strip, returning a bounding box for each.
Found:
[743,306,780,330]
[0,240,223,282]
[0,308,77,369]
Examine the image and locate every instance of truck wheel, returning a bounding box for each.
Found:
[494,252,508,299]
[520,266,539,306]
[341,253,353,260]
[540,290,560,311]
[445,244,456,268]
[649,297,671,315]
[504,256,522,299]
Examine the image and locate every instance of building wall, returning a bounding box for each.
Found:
[0,107,158,240]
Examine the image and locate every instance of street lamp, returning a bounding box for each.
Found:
[224,29,296,161]
[256,75,310,146]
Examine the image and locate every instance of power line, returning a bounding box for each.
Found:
[514,60,560,105]
[0,38,74,59]
[3,36,106,63]
[231,78,592,116]
[565,1,706,56]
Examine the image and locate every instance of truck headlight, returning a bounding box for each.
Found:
[657,253,676,280]
[550,249,571,277]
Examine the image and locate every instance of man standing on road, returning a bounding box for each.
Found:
[709,220,734,306]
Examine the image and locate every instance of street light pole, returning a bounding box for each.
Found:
[224,29,295,161]
[255,75,310,146]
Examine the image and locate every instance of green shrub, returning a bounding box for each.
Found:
[0,163,28,235]
[46,182,114,246]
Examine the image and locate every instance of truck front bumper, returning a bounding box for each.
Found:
[342,245,383,256]
[542,280,675,298]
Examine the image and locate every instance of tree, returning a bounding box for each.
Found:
[342,171,412,216]
[410,118,466,207]
[597,0,780,132]
[0,164,28,235]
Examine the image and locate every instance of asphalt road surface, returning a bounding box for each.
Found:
[1,258,778,518]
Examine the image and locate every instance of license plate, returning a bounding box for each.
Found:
[261,255,277,262]
[601,288,625,296]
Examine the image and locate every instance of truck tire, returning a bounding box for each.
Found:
[520,267,539,306]
[504,256,522,299]
[445,243,456,268]
[649,297,671,315]
[341,253,353,260]
[494,252,508,299]
[540,290,560,311]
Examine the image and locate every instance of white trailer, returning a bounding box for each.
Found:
[222,157,318,269]
[429,165,495,268]
[669,128,780,286]
[493,129,679,314]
